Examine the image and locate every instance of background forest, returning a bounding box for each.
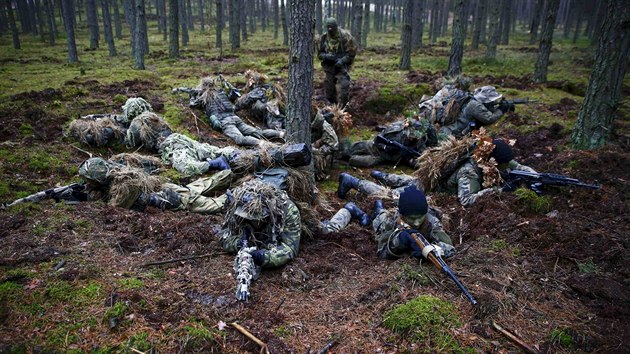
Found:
[0,0,629,352]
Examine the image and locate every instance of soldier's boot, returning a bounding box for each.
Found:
[139,189,181,211]
[337,173,360,199]
[207,156,230,171]
[371,199,385,219]
[370,170,388,184]
[344,202,370,227]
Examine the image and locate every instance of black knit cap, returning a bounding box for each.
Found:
[398,185,428,216]
[491,139,514,164]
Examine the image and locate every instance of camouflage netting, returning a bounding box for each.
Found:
[325,104,352,136]
[109,153,164,172]
[244,70,269,91]
[197,77,220,107]
[471,130,515,188]
[125,112,172,151]
[66,117,126,147]
[224,178,287,233]
[122,97,153,123]
[108,167,162,209]
[230,141,277,174]
[415,135,475,192]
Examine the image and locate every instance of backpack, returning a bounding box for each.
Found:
[431,89,472,127]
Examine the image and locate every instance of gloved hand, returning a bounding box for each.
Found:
[397,230,424,259]
[335,58,345,68]
[249,250,266,266]
[321,53,336,63]
[498,100,515,113]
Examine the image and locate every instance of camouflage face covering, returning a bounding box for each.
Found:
[79,157,114,184]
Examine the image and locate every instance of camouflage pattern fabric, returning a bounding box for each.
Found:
[221,194,301,268]
[125,112,173,152]
[159,133,237,176]
[312,112,339,180]
[161,170,232,214]
[220,115,282,147]
[439,99,505,139]
[121,97,153,124]
[446,159,537,207]
[318,28,357,106]
[236,86,286,130]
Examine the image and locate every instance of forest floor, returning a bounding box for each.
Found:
[0,26,629,353]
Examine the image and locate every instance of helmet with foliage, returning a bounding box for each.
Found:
[79,157,114,184]
[122,97,153,123]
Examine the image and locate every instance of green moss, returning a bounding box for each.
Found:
[126,332,152,352]
[0,281,23,301]
[514,188,552,213]
[395,263,431,286]
[550,328,574,348]
[489,239,508,252]
[577,258,599,274]
[383,295,462,351]
[113,94,128,105]
[273,325,291,339]
[103,301,128,324]
[19,123,34,136]
[365,87,409,114]
[117,277,145,290]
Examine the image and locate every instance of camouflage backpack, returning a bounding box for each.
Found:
[433,89,472,127]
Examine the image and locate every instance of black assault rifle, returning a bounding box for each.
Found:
[375,134,421,159]
[218,75,242,100]
[487,98,538,111]
[408,231,478,305]
[1,183,87,209]
[506,170,600,195]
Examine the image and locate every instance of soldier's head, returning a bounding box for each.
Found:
[398,185,429,229]
[244,70,268,90]
[311,110,326,130]
[326,17,339,37]
[79,157,113,185]
[490,138,514,167]
[122,97,153,123]
[473,86,502,104]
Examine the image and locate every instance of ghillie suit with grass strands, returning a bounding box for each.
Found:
[109,153,164,173]
[220,178,302,268]
[121,97,153,124]
[414,135,476,193]
[235,70,287,130]
[125,112,173,152]
[321,103,352,137]
[67,117,126,147]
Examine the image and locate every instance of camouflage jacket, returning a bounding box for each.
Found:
[374,119,438,161]
[158,133,236,176]
[204,90,237,121]
[439,99,505,138]
[313,120,339,155]
[446,159,536,207]
[318,28,357,69]
[221,197,301,268]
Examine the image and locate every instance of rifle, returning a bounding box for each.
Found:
[80,113,117,120]
[506,170,600,195]
[408,231,478,305]
[171,87,195,94]
[375,134,421,159]
[218,75,242,100]
[1,183,87,209]
[488,98,538,111]
[233,232,259,301]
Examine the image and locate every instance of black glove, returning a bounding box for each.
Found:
[335,58,345,68]
[250,250,266,266]
[498,101,515,113]
[398,230,424,259]
[321,53,336,63]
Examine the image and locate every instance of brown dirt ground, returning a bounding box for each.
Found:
[0,86,629,353]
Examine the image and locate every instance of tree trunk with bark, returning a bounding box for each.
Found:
[86,0,99,48]
[6,0,20,48]
[113,0,122,38]
[485,0,500,59]
[101,0,116,55]
[179,0,189,45]
[215,0,221,49]
[229,0,239,48]
[133,0,145,69]
[45,0,55,44]
[533,0,560,83]
[168,0,178,57]
[499,0,511,45]
[448,0,465,76]
[411,0,424,50]
[528,0,543,44]
[399,0,412,70]
[571,0,630,149]
[280,0,287,45]
[351,0,362,47]
[471,0,486,49]
[239,0,246,41]
[315,0,322,34]
[273,0,278,39]
[62,0,78,61]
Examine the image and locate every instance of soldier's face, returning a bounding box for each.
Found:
[327,25,337,36]
[402,213,426,229]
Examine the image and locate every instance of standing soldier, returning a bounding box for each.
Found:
[318,17,358,107]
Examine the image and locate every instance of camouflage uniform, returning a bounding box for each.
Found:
[346,118,437,167]
[159,169,231,214]
[125,112,173,152]
[446,159,536,207]
[312,111,339,180]
[235,84,285,130]
[220,180,301,268]
[158,133,237,177]
[439,86,507,139]
[318,18,357,106]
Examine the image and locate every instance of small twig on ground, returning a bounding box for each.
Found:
[190,110,201,136]
[275,297,286,312]
[130,348,146,354]
[70,144,93,158]
[230,322,269,354]
[491,321,539,354]
[138,253,218,268]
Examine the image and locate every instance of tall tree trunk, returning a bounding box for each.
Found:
[280,0,287,45]
[0,1,7,34]
[161,0,167,40]
[134,0,145,69]
[140,0,148,51]
[351,0,362,46]
[499,0,510,45]
[399,0,412,70]
[361,0,369,47]
[429,0,439,43]
[45,0,55,44]
[315,0,322,34]
[185,0,192,29]
[215,0,221,49]
[411,0,423,50]
[533,0,560,83]
[439,0,448,36]
[261,0,266,31]
[35,0,45,41]
[471,0,486,49]
[572,1,583,44]
[28,0,38,35]
[179,0,188,45]
[229,0,239,48]
[239,0,246,41]
[528,0,543,44]
[17,0,30,33]
[86,0,99,48]
[62,0,78,61]
[286,0,315,185]
[485,0,500,59]
[479,0,487,43]
[123,0,136,51]
[6,0,20,48]
[589,0,607,46]
[101,0,116,55]
[169,0,178,57]
[273,0,278,38]
[113,0,122,38]
[197,0,204,30]
[571,0,630,149]
[448,0,465,76]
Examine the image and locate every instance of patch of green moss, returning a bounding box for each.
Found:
[489,239,508,252]
[184,321,223,346]
[19,123,34,136]
[577,258,599,274]
[365,87,409,114]
[113,94,128,105]
[550,328,574,348]
[514,188,552,214]
[396,263,431,286]
[383,295,462,351]
[117,278,145,290]
[126,332,152,352]
[0,281,23,302]
[103,301,128,326]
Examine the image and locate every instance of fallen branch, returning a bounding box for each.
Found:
[138,253,218,268]
[70,144,93,158]
[190,109,201,137]
[491,321,539,354]
[230,322,269,354]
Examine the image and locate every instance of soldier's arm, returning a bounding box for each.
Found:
[339,32,357,65]
[456,162,497,207]
[258,201,301,268]
[508,160,537,173]
[221,228,241,253]
[321,122,340,152]
[426,212,453,246]
[469,100,504,125]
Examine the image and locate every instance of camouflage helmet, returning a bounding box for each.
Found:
[230,179,279,221]
[79,157,113,184]
[473,86,502,103]
[122,97,153,123]
[234,191,271,220]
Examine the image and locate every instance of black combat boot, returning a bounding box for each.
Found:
[207,156,230,171]
[370,170,388,183]
[371,199,385,219]
[141,188,181,211]
[344,202,370,227]
[337,173,360,199]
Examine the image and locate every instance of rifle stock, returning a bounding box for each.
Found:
[1,183,86,209]
[375,134,421,158]
[233,235,259,301]
[507,170,600,194]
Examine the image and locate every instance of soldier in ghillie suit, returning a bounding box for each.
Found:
[415,132,536,207]
[78,156,231,214]
[66,97,153,147]
[311,108,339,181]
[125,111,173,152]
[341,115,437,168]
[321,184,455,259]
[234,70,286,130]
[220,179,301,268]
[177,77,285,147]
[437,86,514,139]
[318,17,357,107]
[158,133,312,177]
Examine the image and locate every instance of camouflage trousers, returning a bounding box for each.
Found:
[219,115,283,147]
[324,68,351,106]
[161,170,232,214]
